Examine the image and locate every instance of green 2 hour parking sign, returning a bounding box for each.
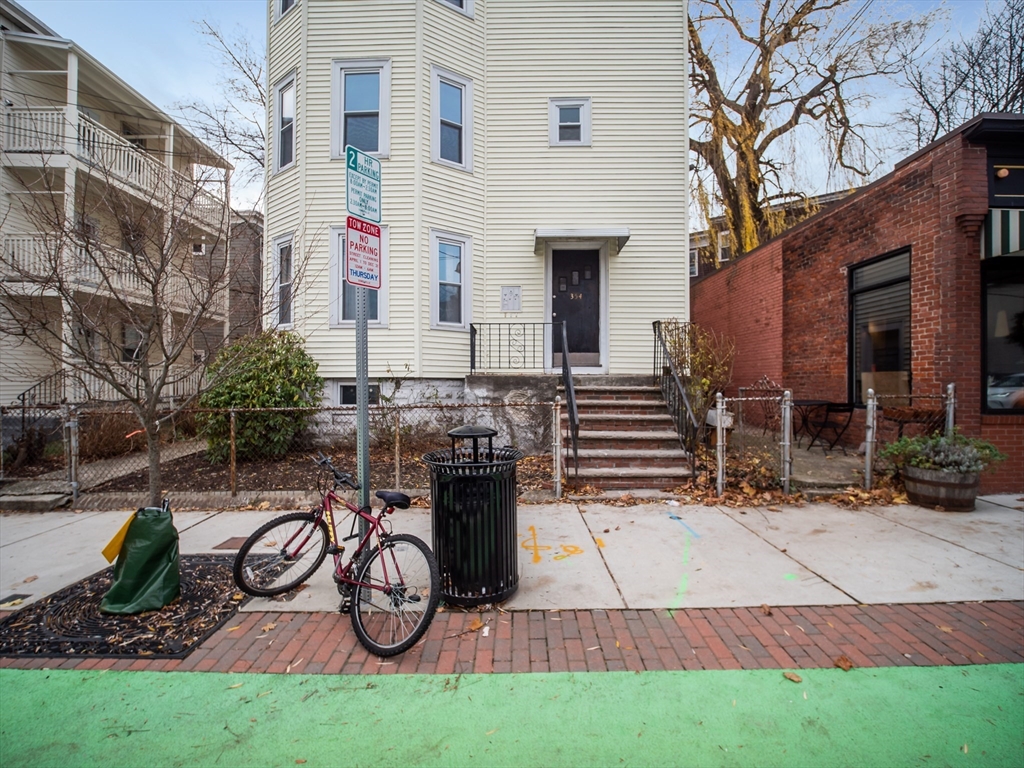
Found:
[346,145,381,223]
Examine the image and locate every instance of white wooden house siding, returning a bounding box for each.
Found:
[264,0,688,384]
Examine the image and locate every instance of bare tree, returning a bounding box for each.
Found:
[0,152,237,503]
[689,0,935,257]
[175,21,266,206]
[897,0,1024,149]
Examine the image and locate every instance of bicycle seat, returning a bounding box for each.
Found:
[376,490,411,510]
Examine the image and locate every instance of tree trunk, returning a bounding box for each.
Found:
[146,425,162,508]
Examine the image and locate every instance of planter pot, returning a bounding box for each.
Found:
[903,465,979,511]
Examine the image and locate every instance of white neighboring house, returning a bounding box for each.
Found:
[265,0,689,403]
[0,0,232,406]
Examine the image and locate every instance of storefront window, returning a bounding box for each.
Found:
[983,256,1024,412]
[849,251,911,404]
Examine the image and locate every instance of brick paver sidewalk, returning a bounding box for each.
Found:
[3,601,1021,676]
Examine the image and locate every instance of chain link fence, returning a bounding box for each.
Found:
[2,401,557,498]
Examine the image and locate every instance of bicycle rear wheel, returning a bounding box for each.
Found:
[350,533,440,656]
[233,512,329,597]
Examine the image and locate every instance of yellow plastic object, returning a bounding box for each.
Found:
[101,512,136,563]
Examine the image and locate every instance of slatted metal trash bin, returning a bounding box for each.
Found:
[422,425,524,606]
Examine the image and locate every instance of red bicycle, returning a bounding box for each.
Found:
[232,453,439,656]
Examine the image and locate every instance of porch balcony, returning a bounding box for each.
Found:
[3,107,227,233]
[2,234,226,317]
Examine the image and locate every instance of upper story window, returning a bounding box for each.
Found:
[689,247,699,277]
[717,230,731,263]
[431,229,471,330]
[122,325,145,363]
[549,98,592,147]
[333,59,391,158]
[434,0,474,17]
[849,250,910,405]
[275,234,294,327]
[431,66,473,172]
[275,74,296,172]
[277,0,297,21]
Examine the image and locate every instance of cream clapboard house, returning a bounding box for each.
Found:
[266,0,689,406]
[0,0,232,407]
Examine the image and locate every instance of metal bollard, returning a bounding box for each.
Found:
[553,397,562,498]
[865,389,876,491]
[781,391,792,495]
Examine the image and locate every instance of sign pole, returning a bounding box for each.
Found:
[356,286,370,524]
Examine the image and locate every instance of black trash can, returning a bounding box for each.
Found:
[423,425,524,606]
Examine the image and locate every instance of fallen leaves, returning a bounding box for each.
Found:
[783,672,802,684]
[261,622,277,633]
[834,655,854,671]
[760,604,773,616]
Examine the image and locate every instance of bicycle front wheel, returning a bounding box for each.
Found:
[351,533,440,657]
[233,512,329,597]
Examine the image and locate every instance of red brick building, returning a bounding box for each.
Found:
[690,114,1023,493]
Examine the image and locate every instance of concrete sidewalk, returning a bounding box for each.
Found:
[2,495,1021,612]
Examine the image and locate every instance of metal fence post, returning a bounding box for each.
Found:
[553,397,562,498]
[229,409,237,497]
[865,388,876,491]
[394,408,401,490]
[65,405,79,502]
[781,391,792,495]
[716,393,726,497]
[945,382,956,436]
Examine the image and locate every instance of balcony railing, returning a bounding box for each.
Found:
[3,107,226,232]
[3,235,225,315]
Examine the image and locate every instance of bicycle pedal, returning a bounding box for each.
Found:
[326,544,345,556]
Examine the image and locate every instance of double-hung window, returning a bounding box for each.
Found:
[849,250,911,404]
[333,59,390,158]
[549,98,592,146]
[434,0,473,16]
[330,225,388,327]
[275,74,296,172]
[122,325,144,363]
[431,230,471,329]
[275,235,294,327]
[431,66,473,172]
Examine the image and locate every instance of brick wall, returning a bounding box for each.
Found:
[689,240,784,396]
[691,128,1023,493]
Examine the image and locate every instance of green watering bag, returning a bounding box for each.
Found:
[100,504,181,614]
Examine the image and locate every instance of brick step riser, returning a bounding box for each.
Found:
[567,392,666,403]
[572,418,675,432]
[567,457,690,470]
[574,437,683,451]
[565,476,690,490]
[573,404,669,416]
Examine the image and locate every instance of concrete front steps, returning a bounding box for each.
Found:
[560,377,693,490]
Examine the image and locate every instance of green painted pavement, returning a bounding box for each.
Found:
[1,665,1021,767]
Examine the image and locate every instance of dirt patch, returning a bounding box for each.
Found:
[89,448,555,495]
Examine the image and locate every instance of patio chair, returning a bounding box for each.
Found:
[807,402,855,454]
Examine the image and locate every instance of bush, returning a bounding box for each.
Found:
[197,331,325,462]
[879,429,1006,475]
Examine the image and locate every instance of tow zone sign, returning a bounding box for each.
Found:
[345,216,381,290]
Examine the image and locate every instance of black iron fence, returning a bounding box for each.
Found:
[470,322,558,372]
[652,320,701,464]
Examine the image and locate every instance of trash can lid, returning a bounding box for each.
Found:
[447,425,498,439]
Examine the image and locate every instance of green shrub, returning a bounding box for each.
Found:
[879,429,1006,475]
[197,331,324,462]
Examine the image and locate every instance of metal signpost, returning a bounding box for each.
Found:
[345,146,382,512]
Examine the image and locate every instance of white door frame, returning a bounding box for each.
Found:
[544,239,609,374]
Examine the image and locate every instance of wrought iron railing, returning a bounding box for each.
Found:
[469,322,558,372]
[560,322,579,480]
[652,320,700,462]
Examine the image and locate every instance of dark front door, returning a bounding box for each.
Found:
[552,249,600,367]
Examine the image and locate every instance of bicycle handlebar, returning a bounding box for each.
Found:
[315,452,361,490]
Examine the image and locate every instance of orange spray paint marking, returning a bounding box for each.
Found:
[553,544,584,561]
[521,526,551,564]
[595,538,605,548]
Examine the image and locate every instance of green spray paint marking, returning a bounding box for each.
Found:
[783,573,798,581]
[667,533,691,617]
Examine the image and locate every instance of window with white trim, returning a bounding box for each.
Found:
[275,235,294,327]
[434,0,474,18]
[330,226,389,327]
[274,74,296,172]
[431,66,473,172]
[431,229,471,329]
[689,247,699,277]
[276,0,297,21]
[333,59,391,158]
[717,230,731,263]
[549,98,591,146]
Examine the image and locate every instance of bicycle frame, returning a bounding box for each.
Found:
[310,487,399,595]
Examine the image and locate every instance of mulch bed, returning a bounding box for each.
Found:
[88,448,555,495]
[0,555,246,658]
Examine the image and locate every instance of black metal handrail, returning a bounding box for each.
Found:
[560,322,579,480]
[469,322,559,372]
[652,320,700,462]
